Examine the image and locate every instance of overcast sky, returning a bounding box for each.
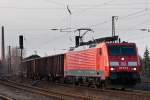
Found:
[0,0,150,57]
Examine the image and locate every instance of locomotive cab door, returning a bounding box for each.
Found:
[98,48,105,80]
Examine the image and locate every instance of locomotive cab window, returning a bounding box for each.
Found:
[108,46,136,56]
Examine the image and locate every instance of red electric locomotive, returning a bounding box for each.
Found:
[22,36,141,88]
[64,42,141,87]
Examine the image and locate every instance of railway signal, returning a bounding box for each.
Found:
[19,35,24,61]
[19,35,24,49]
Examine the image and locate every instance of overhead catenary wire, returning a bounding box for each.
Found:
[0,0,119,10]
[27,9,150,49]
[118,18,150,40]
[87,9,150,28]
[0,7,149,10]
[0,6,65,10]
[42,0,65,6]
[27,32,71,50]
[71,0,115,15]
[3,0,150,56]
[51,0,117,30]
[65,0,150,30]
[1,1,147,31]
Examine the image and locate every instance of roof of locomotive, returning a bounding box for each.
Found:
[71,41,136,52]
[96,41,136,48]
[106,42,136,46]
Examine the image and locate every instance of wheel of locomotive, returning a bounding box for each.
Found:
[51,75,55,82]
[87,78,93,87]
[74,77,79,85]
[77,77,83,85]
[121,87,125,91]
[95,78,101,88]
[96,82,101,88]
[100,80,107,89]
[72,77,75,85]
[64,76,72,84]
[63,77,67,84]
[58,77,64,83]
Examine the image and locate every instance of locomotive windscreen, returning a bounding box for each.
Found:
[108,46,136,56]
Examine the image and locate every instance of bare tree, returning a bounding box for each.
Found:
[5,46,25,76]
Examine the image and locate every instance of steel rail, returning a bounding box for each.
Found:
[0,94,13,100]
[143,81,150,83]
[2,79,150,100]
[54,82,150,100]
[0,80,97,100]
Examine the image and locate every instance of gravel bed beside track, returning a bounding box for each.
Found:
[0,94,13,100]
[34,81,150,100]
[0,80,95,100]
[0,83,58,100]
[4,77,150,100]
[133,82,150,91]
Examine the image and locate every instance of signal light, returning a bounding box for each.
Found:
[19,35,23,49]
[131,68,137,71]
[110,67,115,71]
[75,36,80,47]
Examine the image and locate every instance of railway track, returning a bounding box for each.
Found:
[54,82,150,100]
[143,81,150,84]
[1,79,150,100]
[0,80,97,100]
[0,94,13,100]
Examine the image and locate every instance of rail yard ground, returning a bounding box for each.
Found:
[134,82,150,91]
[0,82,58,100]
[0,76,149,100]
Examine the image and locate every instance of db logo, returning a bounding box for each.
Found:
[121,62,127,66]
[119,67,128,70]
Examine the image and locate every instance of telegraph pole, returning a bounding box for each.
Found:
[1,26,5,62]
[112,16,118,37]
[8,46,11,74]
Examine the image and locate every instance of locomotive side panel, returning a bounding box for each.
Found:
[65,48,99,77]
[96,43,110,80]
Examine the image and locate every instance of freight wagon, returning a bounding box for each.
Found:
[22,54,64,80]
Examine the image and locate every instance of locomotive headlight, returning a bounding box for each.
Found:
[132,67,137,71]
[110,61,119,66]
[128,62,137,66]
[110,67,115,71]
